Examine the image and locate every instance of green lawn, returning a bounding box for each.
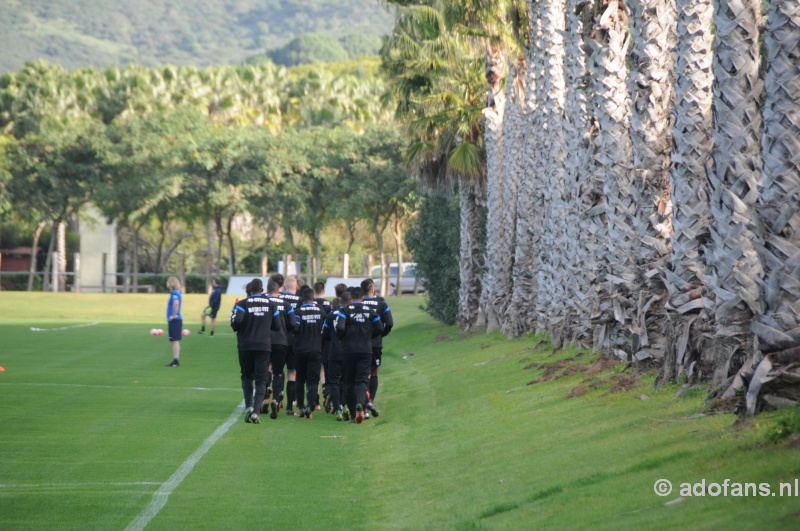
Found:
[0,293,797,529]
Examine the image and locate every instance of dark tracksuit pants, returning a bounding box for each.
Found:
[343,351,371,415]
[326,359,343,412]
[295,351,321,410]
[271,344,290,402]
[239,350,270,411]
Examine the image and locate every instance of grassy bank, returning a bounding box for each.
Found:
[0,293,797,529]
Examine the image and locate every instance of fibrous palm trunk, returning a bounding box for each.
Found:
[508,3,542,337]
[745,0,800,414]
[482,53,508,333]
[707,0,764,385]
[567,0,602,345]
[458,178,485,330]
[535,0,569,345]
[500,60,528,335]
[588,1,637,358]
[626,0,678,361]
[658,0,715,385]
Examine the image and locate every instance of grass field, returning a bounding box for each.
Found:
[0,292,798,530]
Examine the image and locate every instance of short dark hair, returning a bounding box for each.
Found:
[340,292,352,305]
[313,281,325,295]
[267,281,279,294]
[250,278,263,293]
[360,278,374,293]
[335,283,348,297]
[212,278,220,286]
[351,286,364,300]
[245,281,253,296]
[269,273,284,288]
[331,297,341,308]
[300,286,315,302]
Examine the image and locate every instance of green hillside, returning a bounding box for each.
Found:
[0,0,394,73]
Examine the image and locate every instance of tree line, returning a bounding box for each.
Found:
[0,60,417,292]
[379,0,800,415]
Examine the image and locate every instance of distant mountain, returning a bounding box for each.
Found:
[0,0,395,73]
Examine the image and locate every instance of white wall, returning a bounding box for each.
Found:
[78,203,117,292]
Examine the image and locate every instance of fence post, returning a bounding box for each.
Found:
[343,253,349,279]
[101,253,107,293]
[123,250,130,293]
[74,253,81,293]
[52,252,59,293]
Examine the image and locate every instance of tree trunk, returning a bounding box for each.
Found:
[57,221,67,292]
[588,0,637,358]
[392,211,404,296]
[752,0,800,357]
[457,178,484,331]
[373,219,387,297]
[226,214,236,276]
[42,216,62,292]
[155,220,166,276]
[508,3,542,338]
[27,221,46,291]
[132,225,140,291]
[626,0,678,362]
[206,219,215,287]
[564,0,597,346]
[707,0,764,385]
[481,41,507,330]
[657,0,714,386]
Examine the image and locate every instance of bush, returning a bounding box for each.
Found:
[0,273,41,291]
[405,194,460,325]
[765,407,800,444]
[268,33,349,66]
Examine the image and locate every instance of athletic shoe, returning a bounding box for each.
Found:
[364,412,370,420]
[367,402,380,418]
[269,399,279,420]
[335,409,343,421]
[250,413,260,424]
[342,406,351,422]
[265,388,272,402]
[355,405,364,424]
[166,359,180,367]
[260,399,270,414]
[286,408,295,417]
[304,407,313,419]
[197,330,204,334]
[244,407,254,423]
[314,404,321,411]
[324,395,333,414]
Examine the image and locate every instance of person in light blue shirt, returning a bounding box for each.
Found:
[165,276,183,367]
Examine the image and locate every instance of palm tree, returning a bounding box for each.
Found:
[750,0,800,378]
[658,0,714,385]
[382,2,488,330]
[707,0,764,385]
[586,0,637,357]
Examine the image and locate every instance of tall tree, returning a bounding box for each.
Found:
[707,0,764,385]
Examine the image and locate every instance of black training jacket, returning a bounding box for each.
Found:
[362,296,394,348]
[322,309,344,362]
[294,302,325,354]
[315,297,332,317]
[334,302,382,355]
[230,293,280,351]
[268,294,296,347]
[280,291,301,347]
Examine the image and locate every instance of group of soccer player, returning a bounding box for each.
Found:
[230,273,393,425]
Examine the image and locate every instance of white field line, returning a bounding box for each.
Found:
[0,482,161,489]
[30,322,99,332]
[125,401,245,531]
[4,382,239,392]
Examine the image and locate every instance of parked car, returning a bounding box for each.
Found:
[371,262,425,294]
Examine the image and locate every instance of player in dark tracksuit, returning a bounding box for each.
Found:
[294,287,325,418]
[230,278,280,424]
[361,279,394,417]
[279,277,302,416]
[322,293,348,420]
[266,280,297,419]
[199,278,223,336]
[335,286,382,424]
[313,281,331,410]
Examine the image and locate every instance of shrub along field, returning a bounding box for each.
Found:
[0,293,797,529]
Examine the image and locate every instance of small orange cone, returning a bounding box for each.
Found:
[0,366,5,372]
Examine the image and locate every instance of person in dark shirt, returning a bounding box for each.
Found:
[230,278,280,424]
[313,280,331,410]
[294,287,325,418]
[335,286,382,424]
[199,278,223,336]
[360,278,394,417]
[265,279,297,419]
[322,293,348,420]
[280,275,302,416]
